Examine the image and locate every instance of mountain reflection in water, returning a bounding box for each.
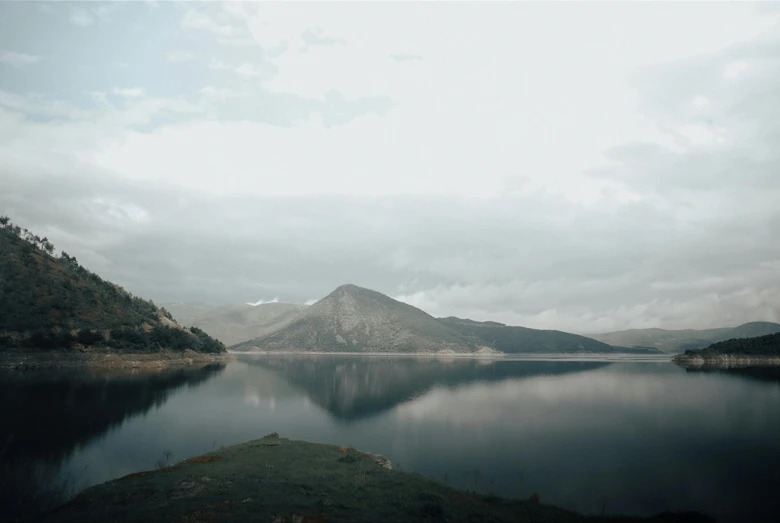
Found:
[241,356,610,419]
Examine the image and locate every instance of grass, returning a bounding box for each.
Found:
[37,434,716,523]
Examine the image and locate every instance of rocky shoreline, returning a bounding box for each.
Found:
[672,354,780,368]
[0,350,233,370]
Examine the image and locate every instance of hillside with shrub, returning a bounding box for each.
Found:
[0,217,225,354]
[677,332,780,358]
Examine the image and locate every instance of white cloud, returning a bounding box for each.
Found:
[166,51,197,63]
[112,87,146,99]
[0,50,42,67]
[70,8,94,27]
[246,297,279,306]
[209,59,264,78]
[2,2,780,330]
[182,9,239,37]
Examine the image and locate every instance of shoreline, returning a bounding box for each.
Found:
[0,350,233,370]
[231,350,672,362]
[672,354,780,368]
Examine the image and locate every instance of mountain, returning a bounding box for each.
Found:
[591,322,780,353]
[0,217,225,355]
[232,284,662,354]
[232,284,480,353]
[438,317,661,354]
[163,302,307,346]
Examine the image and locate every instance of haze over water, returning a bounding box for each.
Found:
[4,356,780,523]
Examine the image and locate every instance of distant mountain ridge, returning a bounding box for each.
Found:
[233,284,661,354]
[0,217,225,355]
[162,302,307,346]
[438,317,661,354]
[591,321,780,353]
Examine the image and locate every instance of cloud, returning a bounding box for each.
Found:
[37,4,56,15]
[1,2,779,333]
[182,9,241,38]
[390,53,423,62]
[246,298,280,306]
[166,51,197,63]
[69,4,122,27]
[0,51,42,67]
[70,8,94,27]
[209,59,268,78]
[300,27,347,49]
[112,87,146,99]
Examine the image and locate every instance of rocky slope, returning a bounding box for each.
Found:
[232,284,479,353]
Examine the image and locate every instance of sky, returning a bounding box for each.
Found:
[1,1,779,334]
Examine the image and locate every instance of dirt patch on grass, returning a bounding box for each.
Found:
[187,456,220,464]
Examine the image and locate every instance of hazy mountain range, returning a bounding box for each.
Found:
[591,322,780,353]
[230,284,660,354]
[161,302,307,347]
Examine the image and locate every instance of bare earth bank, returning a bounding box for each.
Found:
[0,350,233,370]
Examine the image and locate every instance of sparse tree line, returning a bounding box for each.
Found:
[685,332,780,357]
[0,216,223,353]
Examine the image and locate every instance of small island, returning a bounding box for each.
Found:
[672,332,780,368]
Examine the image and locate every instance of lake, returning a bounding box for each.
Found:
[3,355,780,522]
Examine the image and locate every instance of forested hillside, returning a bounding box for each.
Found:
[0,217,225,354]
[679,332,780,358]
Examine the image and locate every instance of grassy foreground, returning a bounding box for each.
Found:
[40,435,713,523]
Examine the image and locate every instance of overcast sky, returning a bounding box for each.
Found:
[1,2,779,333]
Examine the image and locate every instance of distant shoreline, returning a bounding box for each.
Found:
[0,350,233,370]
[672,354,780,368]
[231,350,673,362]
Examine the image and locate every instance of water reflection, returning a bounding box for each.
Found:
[241,355,610,419]
[2,357,779,523]
[0,363,225,464]
[684,365,780,384]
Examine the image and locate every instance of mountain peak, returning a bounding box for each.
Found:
[233,284,476,353]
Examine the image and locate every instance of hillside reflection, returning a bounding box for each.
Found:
[684,365,780,384]
[0,363,225,464]
[240,356,609,419]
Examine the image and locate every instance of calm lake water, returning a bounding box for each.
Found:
[3,355,780,522]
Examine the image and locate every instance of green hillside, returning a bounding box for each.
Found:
[439,317,661,354]
[0,217,225,354]
[677,332,780,359]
